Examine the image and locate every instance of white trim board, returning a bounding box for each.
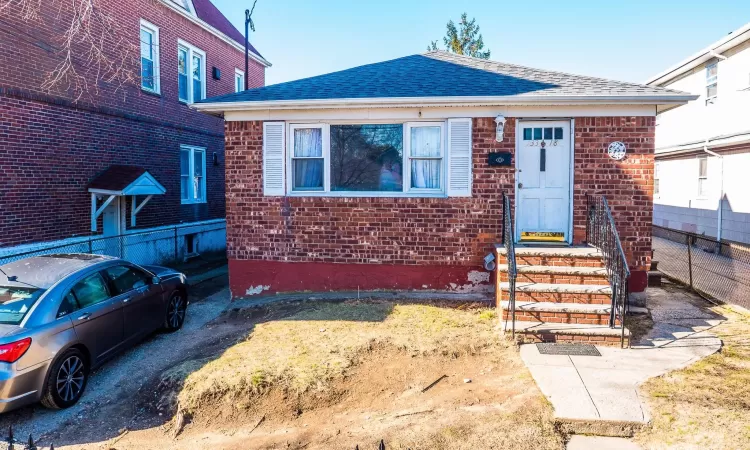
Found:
[157,0,271,67]
[224,105,657,122]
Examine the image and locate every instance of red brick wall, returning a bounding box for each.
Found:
[224,116,654,296]
[0,0,265,247]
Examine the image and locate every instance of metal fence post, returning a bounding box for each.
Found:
[88,238,93,254]
[686,233,694,289]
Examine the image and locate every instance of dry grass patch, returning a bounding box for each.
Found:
[637,304,750,450]
[164,300,506,413]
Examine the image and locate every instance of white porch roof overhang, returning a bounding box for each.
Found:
[88,169,166,232]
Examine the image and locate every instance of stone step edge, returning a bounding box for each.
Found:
[497,264,608,276]
[498,282,613,295]
[502,320,630,337]
[499,301,611,315]
[495,245,603,259]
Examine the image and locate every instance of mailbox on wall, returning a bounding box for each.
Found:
[488,152,512,166]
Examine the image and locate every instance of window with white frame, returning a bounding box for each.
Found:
[140,20,160,93]
[235,69,245,93]
[180,145,206,203]
[178,41,205,103]
[706,62,718,105]
[285,122,448,195]
[697,156,708,197]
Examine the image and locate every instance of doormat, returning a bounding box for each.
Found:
[536,343,601,356]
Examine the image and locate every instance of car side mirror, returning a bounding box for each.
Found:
[151,276,161,285]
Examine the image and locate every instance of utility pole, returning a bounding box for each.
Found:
[244,0,257,91]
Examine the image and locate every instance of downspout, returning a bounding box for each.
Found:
[703,141,724,244]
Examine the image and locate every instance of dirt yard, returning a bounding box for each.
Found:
[636,289,750,450]
[56,298,563,450]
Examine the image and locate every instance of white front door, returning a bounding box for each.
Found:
[515,120,572,243]
[102,197,122,237]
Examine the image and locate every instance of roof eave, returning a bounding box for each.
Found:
[646,22,750,86]
[159,0,271,68]
[192,94,698,113]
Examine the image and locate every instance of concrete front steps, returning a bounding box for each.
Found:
[495,245,630,347]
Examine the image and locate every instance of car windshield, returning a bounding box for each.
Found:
[0,286,44,325]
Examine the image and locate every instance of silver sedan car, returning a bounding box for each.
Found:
[0,254,188,413]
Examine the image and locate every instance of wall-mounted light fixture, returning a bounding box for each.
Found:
[213,152,219,166]
[494,115,506,142]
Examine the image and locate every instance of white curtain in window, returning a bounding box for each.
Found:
[293,128,323,189]
[410,127,441,189]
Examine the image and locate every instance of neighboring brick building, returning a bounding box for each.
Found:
[195,51,695,304]
[0,0,268,254]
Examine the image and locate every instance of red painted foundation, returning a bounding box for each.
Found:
[228,260,492,297]
[629,270,647,294]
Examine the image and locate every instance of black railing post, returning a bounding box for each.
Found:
[174,226,179,262]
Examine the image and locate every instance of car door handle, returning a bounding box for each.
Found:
[77,313,92,321]
[123,296,133,304]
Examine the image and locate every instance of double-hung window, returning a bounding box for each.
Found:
[235,69,245,93]
[139,20,160,94]
[706,62,718,105]
[178,40,205,103]
[282,122,454,196]
[181,145,206,204]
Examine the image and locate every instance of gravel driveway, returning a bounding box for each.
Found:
[0,277,233,449]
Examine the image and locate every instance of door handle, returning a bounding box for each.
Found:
[518,183,523,189]
[77,313,92,321]
[123,296,133,303]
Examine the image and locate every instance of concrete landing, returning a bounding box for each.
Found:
[567,436,642,450]
[520,286,723,428]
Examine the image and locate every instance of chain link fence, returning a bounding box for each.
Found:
[652,225,750,309]
[0,222,226,268]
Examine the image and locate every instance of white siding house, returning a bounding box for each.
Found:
[648,22,750,244]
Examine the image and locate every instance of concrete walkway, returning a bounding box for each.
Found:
[521,286,723,426]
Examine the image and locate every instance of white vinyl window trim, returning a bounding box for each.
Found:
[235,69,245,93]
[285,121,449,198]
[139,19,160,94]
[177,39,206,103]
[181,145,207,204]
[697,156,708,198]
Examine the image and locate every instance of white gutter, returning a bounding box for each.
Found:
[193,94,697,113]
[646,22,750,86]
[159,0,272,68]
[655,130,750,156]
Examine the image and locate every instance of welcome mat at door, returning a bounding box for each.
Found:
[536,343,601,356]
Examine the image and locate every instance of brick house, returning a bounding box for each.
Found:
[195,51,696,342]
[0,0,269,257]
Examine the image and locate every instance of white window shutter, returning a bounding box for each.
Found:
[263,122,286,196]
[447,118,473,197]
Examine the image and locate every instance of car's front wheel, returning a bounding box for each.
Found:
[41,348,88,409]
[164,291,187,332]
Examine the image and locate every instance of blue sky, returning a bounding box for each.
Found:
[213,0,750,86]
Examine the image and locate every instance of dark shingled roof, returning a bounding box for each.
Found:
[199,51,691,104]
[88,165,147,191]
[192,0,264,60]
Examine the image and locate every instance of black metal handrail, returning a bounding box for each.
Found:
[502,193,518,340]
[586,195,630,347]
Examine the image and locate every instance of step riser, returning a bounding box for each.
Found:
[502,310,614,325]
[514,332,628,347]
[498,255,605,268]
[500,291,611,305]
[498,272,609,286]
